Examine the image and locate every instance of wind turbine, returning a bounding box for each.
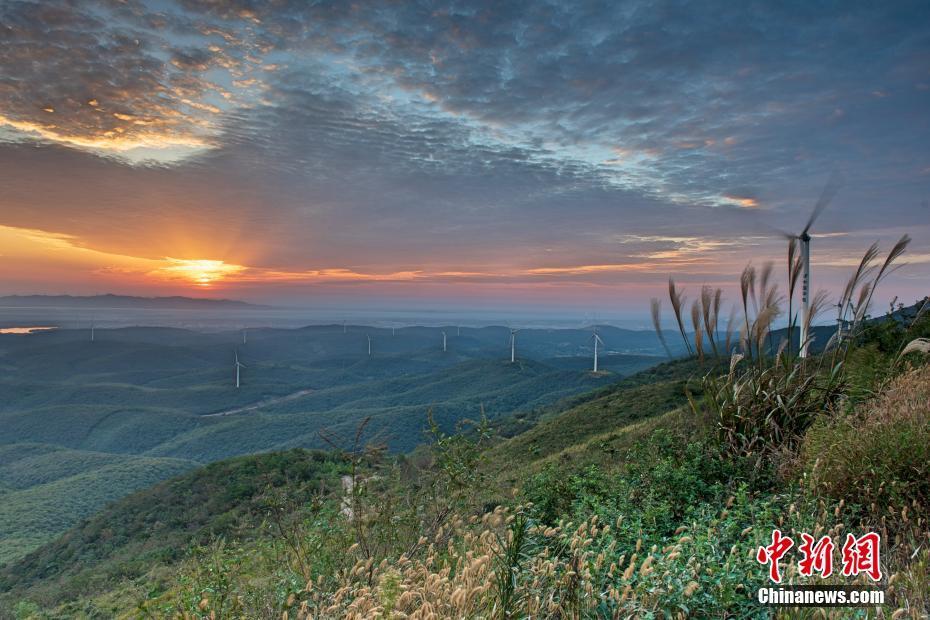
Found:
[90,319,95,343]
[242,329,247,345]
[775,173,843,358]
[590,328,605,372]
[442,330,447,352]
[509,328,519,363]
[234,351,246,388]
[367,334,372,357]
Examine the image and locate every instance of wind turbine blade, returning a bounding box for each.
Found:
[802,171,844,235]
[760,222,798,240]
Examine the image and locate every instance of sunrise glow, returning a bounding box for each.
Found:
[155,259,247,287]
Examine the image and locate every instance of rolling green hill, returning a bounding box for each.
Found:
[0,327,662,463]
[0,325,668,569]
[484,358,706,480]
[0,450,344,615]
[0,445,198,565]
[0,358,700,615]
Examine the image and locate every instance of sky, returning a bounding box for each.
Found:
[1,0,928,320]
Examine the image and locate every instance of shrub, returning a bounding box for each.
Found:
[13,600,40,620]
[801,364,930,515]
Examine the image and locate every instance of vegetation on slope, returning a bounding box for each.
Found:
[485,357,705,479]
[0,450,346,617]
[3,311,928,617]
[0,446,197,565]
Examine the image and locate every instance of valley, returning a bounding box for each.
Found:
[0,323,674,564]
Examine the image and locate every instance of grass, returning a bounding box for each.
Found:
[484,357,705,479]
[802,362,930,514]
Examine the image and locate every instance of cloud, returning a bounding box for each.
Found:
[0,0,275,161]
[0,0,928,306]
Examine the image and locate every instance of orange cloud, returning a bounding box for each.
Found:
[0,113,211,155]
[723,195,759,208]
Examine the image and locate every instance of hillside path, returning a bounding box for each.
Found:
[202,389,314,417]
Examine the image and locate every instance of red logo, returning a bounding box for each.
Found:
[841,532,882,581]
[756,530,882,583]
[756,529,794,583]
[798,533,834,578]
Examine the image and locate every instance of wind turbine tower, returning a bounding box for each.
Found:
[591,328,605,372]
[777,174,842,358]
[509,328,519,363]
[367,334,372,357]
[242,329,247,344]
[442,331,447,352]
[234,351,246,389]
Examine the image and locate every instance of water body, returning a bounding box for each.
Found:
[0,326,58,334]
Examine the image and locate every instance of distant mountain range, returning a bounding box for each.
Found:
[0,294,267,310]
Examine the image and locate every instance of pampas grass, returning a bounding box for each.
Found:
[650,298,672,358]
[900,338,930,356]
[691,300,704,361]
[668,278,693,355]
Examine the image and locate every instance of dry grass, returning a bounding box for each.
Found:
[804,363,930,510]
[857,363,930,425]
[241,505,716,620]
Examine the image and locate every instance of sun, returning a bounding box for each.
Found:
[156,258,246,287]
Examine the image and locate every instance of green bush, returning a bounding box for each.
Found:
[523,429,768,531]
[13,600,40,619]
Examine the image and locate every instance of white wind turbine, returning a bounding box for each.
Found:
[590,327,605,372]
[774,174,843,358]
[367,334,372,357]
[442,330,447,352]
[242,329,247,344]
[234,350,246,388]
[509,328,519,363]
[90,319,95,343]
